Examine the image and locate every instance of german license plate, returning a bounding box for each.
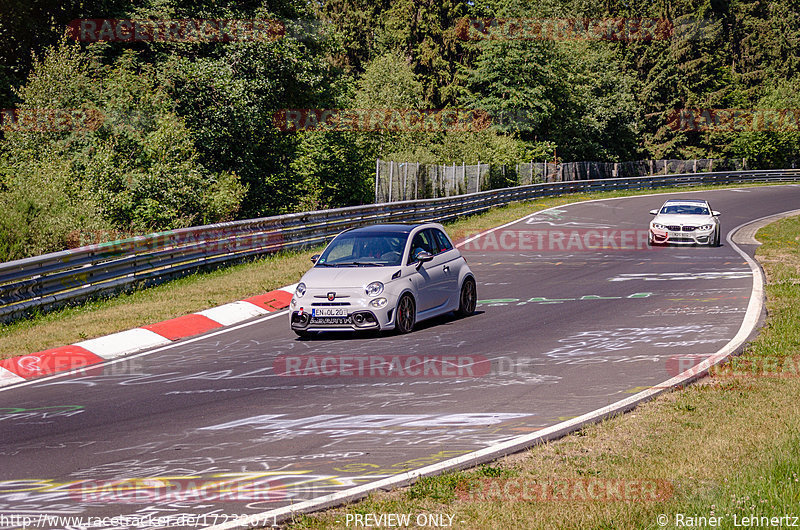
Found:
[312,308,348,317]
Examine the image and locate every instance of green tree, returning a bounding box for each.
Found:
[0,37,245,259]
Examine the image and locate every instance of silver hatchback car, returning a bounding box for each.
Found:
[289,223,477,336]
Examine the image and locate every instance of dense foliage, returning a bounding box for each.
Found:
[1,0,799,260]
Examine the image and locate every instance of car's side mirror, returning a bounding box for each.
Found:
[414,250,433,268]
[712,211,721,217]
[649,209,658,215]
[311,254,320,264]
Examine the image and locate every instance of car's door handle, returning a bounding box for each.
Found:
[443,265,450,272]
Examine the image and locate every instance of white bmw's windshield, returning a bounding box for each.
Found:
[660,204,710,215]
[317,232,409,267]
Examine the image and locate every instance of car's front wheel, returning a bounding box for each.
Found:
[456,277,477,317]
[395,294,416,334]
[711,229,721,247]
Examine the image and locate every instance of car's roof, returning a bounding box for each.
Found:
[663,199,708,204]
[343,223,426,234]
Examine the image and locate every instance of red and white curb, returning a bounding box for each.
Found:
[0,284,296,386]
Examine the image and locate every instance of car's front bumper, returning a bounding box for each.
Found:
[289,290,398,332]
[650,227,714,245]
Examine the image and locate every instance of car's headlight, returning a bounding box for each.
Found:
[295,282,306,298]
[698,224,714,231]
[369,297,388,308]
[365,281,384,297]
[652,223,667,230]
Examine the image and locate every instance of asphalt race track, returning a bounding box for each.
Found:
[2,185,800,529]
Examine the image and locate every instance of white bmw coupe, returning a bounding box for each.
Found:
[289,223,477,336]
[648,199,721,246]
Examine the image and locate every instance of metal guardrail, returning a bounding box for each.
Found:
[2,168,799,323]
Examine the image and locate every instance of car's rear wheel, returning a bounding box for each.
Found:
[395,294,416,334]
[456,277,477,317]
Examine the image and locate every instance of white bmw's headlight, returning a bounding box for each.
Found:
[652,223,667,230]
[698,224,714,231]
[295,282,306,298]
[365,281,384,297]
[369,297,388,308]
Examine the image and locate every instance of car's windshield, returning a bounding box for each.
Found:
[317,231,408,267]
[660,204,710,215]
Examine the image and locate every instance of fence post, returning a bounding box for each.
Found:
[415,162,419,199]
[613,162,618,178]
[693,159,697,173]
[477,161,481,192]
[388,161,394,203]
[375,158,380,203]
[403,162,408,201]
[649,159,654,175]
[664,161,668,175]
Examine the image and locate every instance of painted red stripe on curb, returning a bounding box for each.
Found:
[244,290,292,311]
[0,345,104,379]
[142,314,223,341]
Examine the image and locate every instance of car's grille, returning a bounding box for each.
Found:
[666,225,681,231]
[311,302,351,306]
[682,226,697,232]
[666,225,697,232]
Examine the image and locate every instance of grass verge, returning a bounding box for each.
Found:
[0,181,786,360]
[282,214,800,528]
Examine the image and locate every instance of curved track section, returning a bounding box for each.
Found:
[2,185,800,529]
